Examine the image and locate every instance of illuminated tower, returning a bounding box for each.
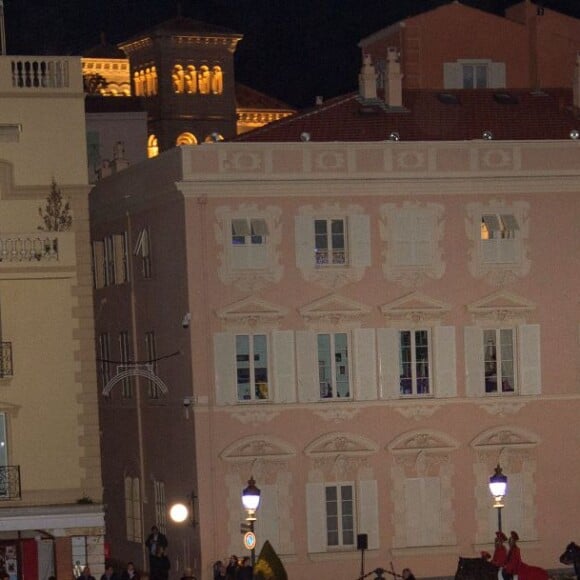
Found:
[119,16,242,155]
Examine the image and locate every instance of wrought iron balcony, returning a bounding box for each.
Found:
[0,466,21,500]
[0,342,12,378]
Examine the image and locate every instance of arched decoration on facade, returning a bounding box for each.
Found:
[211,66,223,94]
[102,365,168,397]
[470,426,540,544]
[204,132,224,143]
[147,134,159,158]
[198,65,210,94]
[176,132,198,146]
[185,65,197,94]
[172,64,184,93]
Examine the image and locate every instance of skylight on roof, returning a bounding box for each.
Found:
[493,92,519,105]
[437,92,460,105]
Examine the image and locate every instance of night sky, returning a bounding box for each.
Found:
[5,0,580,107]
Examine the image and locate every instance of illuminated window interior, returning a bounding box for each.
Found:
[480,214,519,240]
[211,66,223,94]
[147,134,159,158]
[172,65,184,93]
[185,65,197,94]
[176,132,198,146]
[198,65,210,94]
[134,66,158,96]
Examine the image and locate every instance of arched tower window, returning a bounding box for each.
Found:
[147,134,159,158]
[133,71,141,96]
[172,65,184,94]
[198,66,210,95]
[144,68,152,96]
[176,132,198,146]
[185,65,197,94]
[151,66,158,95]
[211,66,223,94]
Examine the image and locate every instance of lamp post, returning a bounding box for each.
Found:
[488,464,508,533]
[241,476,261,574]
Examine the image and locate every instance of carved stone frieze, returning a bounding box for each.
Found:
[467,289,535,324]
[312,455,369,479]
[217,296,288,332]
[305,431,378,459]
[299,293,371,330]
[470,426,539,450]
[220,434,296,463]
[388,429,459,454]
[394,405,440,420]
[478,401,526,416]
[230,409,281,425]
[381,291,450,324]
[312,407,362,422]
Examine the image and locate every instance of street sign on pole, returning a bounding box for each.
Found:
[243,531,256,551]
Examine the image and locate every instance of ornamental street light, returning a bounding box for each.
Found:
[241,476,261,574]
[488,464,508,533]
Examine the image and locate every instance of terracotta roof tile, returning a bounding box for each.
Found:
[235,88,579,142]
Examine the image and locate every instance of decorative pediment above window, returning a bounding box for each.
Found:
[220,435,296,463]
[304,432,379,459]
[467,290,535,323]
[388,430,459,455]
[380,291,450,324]
[470,426,539,451]
[299,293,371,329]
[216,296,288,331]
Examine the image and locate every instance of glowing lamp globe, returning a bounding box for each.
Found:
[169,503,189,523]
[241,477,261,513]
[489,465,508,499]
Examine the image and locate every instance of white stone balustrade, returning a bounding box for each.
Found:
[0,56,82,93]
[0,235,59,262]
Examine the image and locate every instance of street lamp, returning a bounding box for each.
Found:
[241,476,261,572]
[488,464,508,532]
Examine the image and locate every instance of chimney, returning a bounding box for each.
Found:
[385,47,403,108]
[111,141,130,172]
[574,52,580,109]
[358,54,377,100]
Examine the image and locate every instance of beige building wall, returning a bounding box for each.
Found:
[0,55,104,577]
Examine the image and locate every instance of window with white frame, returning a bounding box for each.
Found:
[314,218,347,266]
[145,331,160,399]
[119,331,132,398]
[318,333,350,399]
[295,209,371,289]
[480,214,520,263]
[483,328,515,393]
[443,60,505,89]
[236,334,269,401]
[230,218,269,270]
[125,476,142,542]
[99,333,111,388]
[153,480,167,533]
[399,329,431,395]
[325,483,355,548]
[465,323,540,397]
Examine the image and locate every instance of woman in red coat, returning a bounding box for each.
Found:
[503,531,549,580]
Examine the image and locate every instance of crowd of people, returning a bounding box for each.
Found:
[482,530,549,580]
[212,555,254,580]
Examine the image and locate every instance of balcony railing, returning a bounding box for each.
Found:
[0,343,12,379]
[0,56,82,93]
[0,466,21,500]
[0,236,58,262]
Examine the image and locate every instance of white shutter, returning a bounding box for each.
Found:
[464,326,484,398]
[213,333,237,405]
[353,328,378,401]
[489,62,506,88]
[272,331,296,403]
[306,483,326,553]
[404,478,422,546]
[255,484,279,554]
[377,328,400,399]
[348,214,371,267]
[443,62,462,89]
[423,478,442,546]
[296,331,319,402]
[518,324,541,395]
[295,216,315,271]
[113,233,127,284]
[434,326,457,398]
[92,241,105,289]
[358,480,379,550]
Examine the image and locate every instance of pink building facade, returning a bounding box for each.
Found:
[91,136,580,579]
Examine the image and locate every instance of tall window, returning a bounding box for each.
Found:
[315,219,346,266]
[135,228,152,278]
[318,333,350,398]
[119,331,132,398]
[325,484,355,547]
[236,334,269,401]
[399,330,431,395]
[99,333,111,388]
[484,328,515,393]
[154,480,167,533]
[145,331,160,399]
[211,66,223,94]
[125,476,142,542]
